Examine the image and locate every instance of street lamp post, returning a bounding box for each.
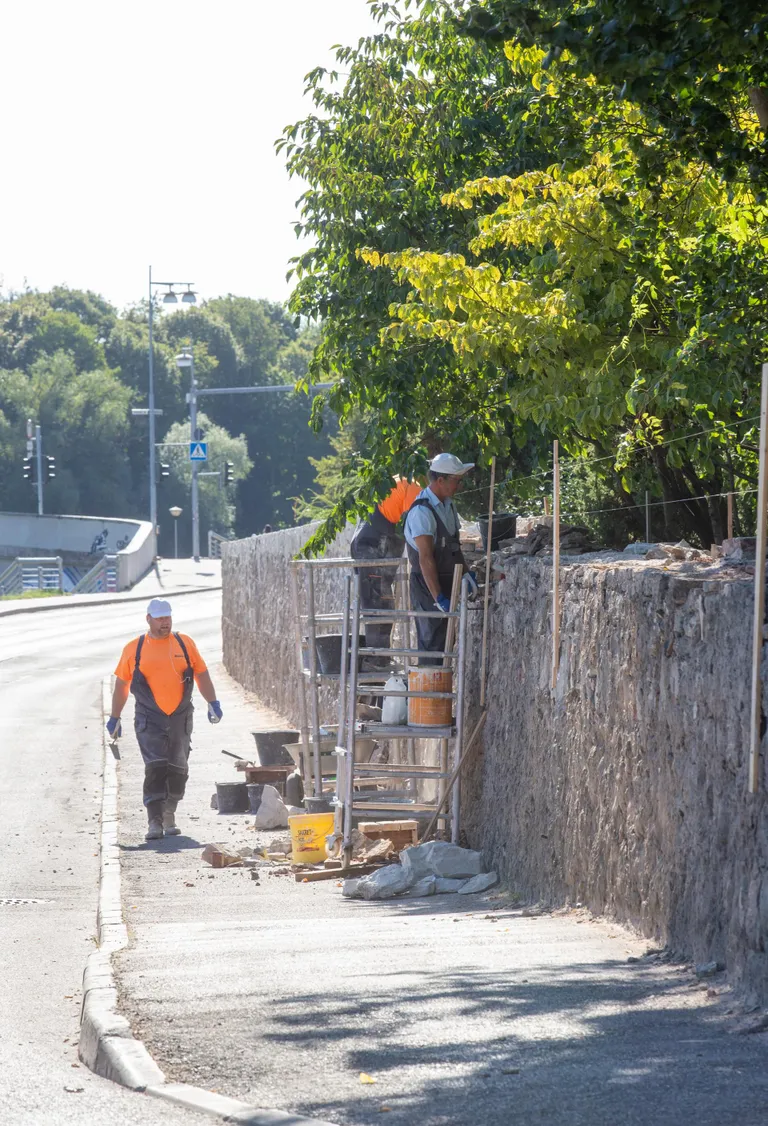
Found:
[169,505,183,559]
[175,350,200,562]
[147,266,196,545]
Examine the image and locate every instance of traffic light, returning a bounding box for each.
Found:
[45,455,56,481]
[156,462,170,485]
[224,461,234,485]
[22,457,33,482]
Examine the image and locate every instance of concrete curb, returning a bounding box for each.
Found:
[80,678,337,1126]
[0,584,221,617]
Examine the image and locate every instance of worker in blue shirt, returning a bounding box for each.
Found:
[404,453,477,664]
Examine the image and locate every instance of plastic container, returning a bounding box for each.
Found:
[478,513,517,551]
[407,668,453,726]
[215,781,249,813]
[381,676,408,725]
[288,811,335,864]
[252,729,299,766]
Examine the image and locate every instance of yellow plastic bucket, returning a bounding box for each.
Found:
[288,812,335,865]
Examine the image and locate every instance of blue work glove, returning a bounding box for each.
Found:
[434,594,451,614]
[106,716,122,739]
[207,700,223,724]
[466,570,479,598]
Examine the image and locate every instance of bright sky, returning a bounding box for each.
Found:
[1,0,379,313]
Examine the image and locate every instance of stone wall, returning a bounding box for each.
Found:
[462,555,767,1005]
[221,524,767,1004]
[221,524,352,725]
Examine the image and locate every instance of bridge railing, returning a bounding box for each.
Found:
[71,554,119,594]
[208,530,226,559]
[0,556,64,597]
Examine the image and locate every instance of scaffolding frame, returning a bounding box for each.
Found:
[290,557,469,864]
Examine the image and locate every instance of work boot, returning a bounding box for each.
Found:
[145,800,164,841]
[162,802,181,836]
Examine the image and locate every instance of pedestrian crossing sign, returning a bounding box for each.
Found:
[189,441,208,461]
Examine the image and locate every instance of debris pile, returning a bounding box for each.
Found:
[342,841,498,901]
[498,521,597,557]
[643,539,712,562]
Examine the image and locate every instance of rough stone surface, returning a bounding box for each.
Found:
[221,524,352,725]
[222,526,768,1004]
[462,554,768,1004]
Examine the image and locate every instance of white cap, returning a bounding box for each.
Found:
[146,598,173,618]
[429,452,475,477]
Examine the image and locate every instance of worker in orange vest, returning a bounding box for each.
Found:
[350,477,422,662]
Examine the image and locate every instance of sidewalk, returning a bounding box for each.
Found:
[0,559,221,616]
[110,661,768,1126]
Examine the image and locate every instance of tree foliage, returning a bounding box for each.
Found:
[0,286,329,552]
[284,0,767,549]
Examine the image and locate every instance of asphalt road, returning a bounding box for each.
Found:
[0,593,219,1126]
[3,588,767,1126]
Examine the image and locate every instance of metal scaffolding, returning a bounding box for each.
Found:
[290,557,470,864]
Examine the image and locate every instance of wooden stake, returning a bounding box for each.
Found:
[551,440,561,691]
[749,365,768,794]
[421,711,488,842]
[645,490,651,543]
[480,457,497,708]
[443,563,464,664]
[727,491,734,541]
[544,497,551,517]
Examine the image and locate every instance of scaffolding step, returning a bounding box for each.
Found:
[358,647,457,659]
[354,764,450,778]
[350,801,449,814]
[357,688,456,699]
[358,722,455,739]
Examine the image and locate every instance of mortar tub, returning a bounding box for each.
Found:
[215,781,249,814]
[314,633,366,675]
[252,729,300,766]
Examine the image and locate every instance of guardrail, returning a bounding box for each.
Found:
[0,556,64,596]
[208,530,226,559]
[71,554,119,594]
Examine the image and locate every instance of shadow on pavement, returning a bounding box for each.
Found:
[247,962,768,1126]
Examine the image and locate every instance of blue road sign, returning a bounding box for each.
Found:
[189,441,208,462]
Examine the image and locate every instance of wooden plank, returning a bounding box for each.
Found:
[480,455,497,709]
[551,440,561,691]
[294,862,384,883]
[749,364,768,794]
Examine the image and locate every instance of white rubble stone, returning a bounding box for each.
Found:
[457,871,499,895]
[435,878,468,894]
[342,878,363,898]
[402,876,437,898]
[252,785,289,830]
[357,864,414,900]
[401,840,484,881]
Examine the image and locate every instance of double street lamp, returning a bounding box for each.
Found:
[147,266,196,540]
[175,349,200,562]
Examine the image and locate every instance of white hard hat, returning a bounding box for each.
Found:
[429,453,475,476]
[146,598,173,618]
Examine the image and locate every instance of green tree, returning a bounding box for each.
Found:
[157,413,253,556]
[0,351,132,516]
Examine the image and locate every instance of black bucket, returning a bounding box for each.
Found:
[252,729,299,766]
[478,514,517,551]
[215,781,249,814]
[246,783,268,813]
[304,795,333,814]
[314,634,366,675]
